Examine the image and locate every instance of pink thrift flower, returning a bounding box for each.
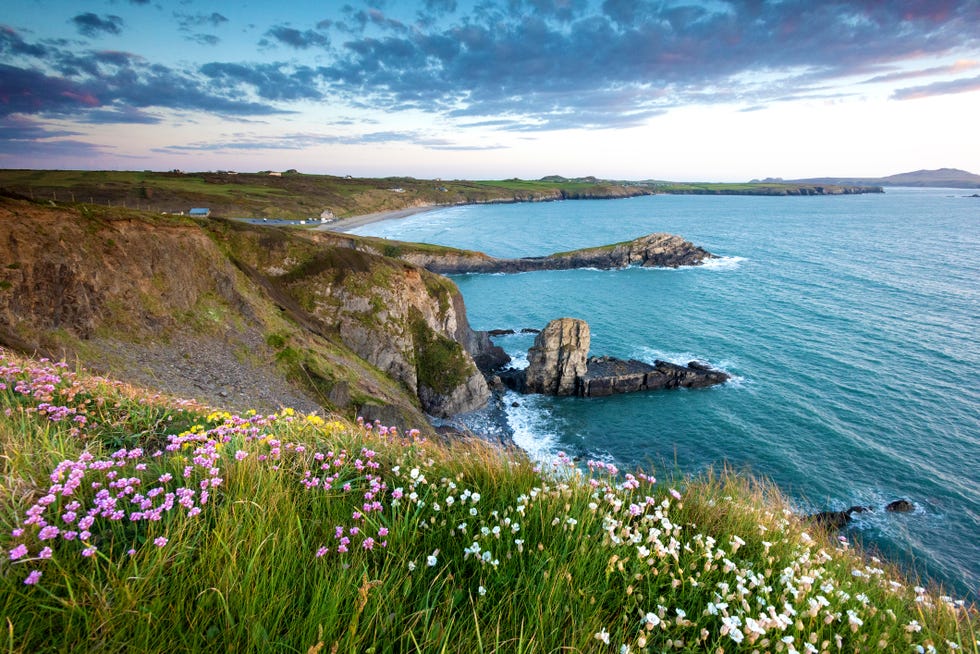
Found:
[378,527,389,537]
[24,570,42,585]
[153,537,168,547]
[39,547,53,559]
[316,546,328,557]
[9,544,28,560]
[669,488,682,500]
[234,450,248,461]
[362,538,375,550]
[81,546,97,557]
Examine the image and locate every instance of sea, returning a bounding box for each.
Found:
[350,188,980,601]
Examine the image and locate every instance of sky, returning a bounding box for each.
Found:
[2,0,979,181]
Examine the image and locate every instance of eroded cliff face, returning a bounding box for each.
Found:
[0,197,493,425]
[200,221,495,417]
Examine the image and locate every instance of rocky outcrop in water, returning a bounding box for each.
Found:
[581,357,730,396]
[808,506,870,529]
[500,318,729,397]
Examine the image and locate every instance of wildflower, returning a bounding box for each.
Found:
[82,546,97,557]
[24,570,42,585]
[407,561,416,571]
[478,585,487,596]
[669,488,682,500]
[427,550,439,567]
[9,544,28,560]
[594,628,610,645]
[39,547,52,559]
[316,546,328,557]
[234,450,248,461]
[644,612,661,629]
[154,537,168,547]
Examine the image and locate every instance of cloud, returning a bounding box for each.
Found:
[0,115,81,141]
[174,12,229,31]
[317,0,980,129]
[77,107,162,124]
[200,62,323,101]
[263,25,330,49]
[892,74,980,100]
[0,64,100,117]
[71,13,124,38]
[154,129,498,153]
[0,116,108,160]
[188,34,221,46]
[0,25,48,57]
[0,27,291,119]
[863,60,980,85]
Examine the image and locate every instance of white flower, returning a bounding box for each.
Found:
[426,550,439,567]
[644,612,661,629]
[407,561,416,571]
[594,628,610,645]
[478,585,487,596]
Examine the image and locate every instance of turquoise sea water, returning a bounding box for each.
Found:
[351,188,980,600]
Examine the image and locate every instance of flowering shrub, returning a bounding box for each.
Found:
[1,350,976,653]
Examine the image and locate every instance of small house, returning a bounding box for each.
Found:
[189,208,211,217]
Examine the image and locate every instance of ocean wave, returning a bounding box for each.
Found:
[504,392,560,462]
[699,255,747,271]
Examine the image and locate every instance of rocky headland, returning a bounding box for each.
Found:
[387,232,716,275]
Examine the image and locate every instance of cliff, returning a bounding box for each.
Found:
[0,196,499,427]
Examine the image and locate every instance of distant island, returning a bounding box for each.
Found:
[753,167,980,189]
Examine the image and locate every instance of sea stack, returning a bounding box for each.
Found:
[524,318,590,395]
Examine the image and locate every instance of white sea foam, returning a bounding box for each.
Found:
[504,392,560,463]
[699,255,746,271]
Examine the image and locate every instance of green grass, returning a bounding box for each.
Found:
[1,350,976,653]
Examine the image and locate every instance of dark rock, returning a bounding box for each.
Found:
[497,367,527,393]
[520,328,541,334]
[808,505,870,529]
[886,499,915,513]
[579,357,729,396]
[511,401,520,407]
[487,329,515,336]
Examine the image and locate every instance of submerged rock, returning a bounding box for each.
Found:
[886,499,915,513]
[808,505,870,529]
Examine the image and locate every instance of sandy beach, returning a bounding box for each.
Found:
[320,205,442,233]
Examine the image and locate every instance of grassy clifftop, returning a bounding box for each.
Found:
[1,351,976,653]
[0,170,648,221]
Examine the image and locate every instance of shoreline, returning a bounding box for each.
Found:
[321,205,443,233]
